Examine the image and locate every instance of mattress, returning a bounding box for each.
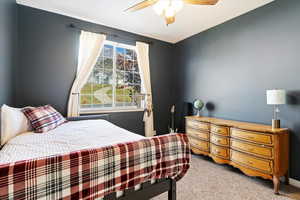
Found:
[0,119,144,164]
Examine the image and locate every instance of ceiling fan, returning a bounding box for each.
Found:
[125,0,219,25]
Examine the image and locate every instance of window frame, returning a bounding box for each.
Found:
[79,40,145,114]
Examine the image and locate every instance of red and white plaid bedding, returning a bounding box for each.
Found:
[0,133,190,200]
[22,105,66,133]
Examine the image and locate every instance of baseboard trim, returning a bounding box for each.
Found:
[289,178,300,188]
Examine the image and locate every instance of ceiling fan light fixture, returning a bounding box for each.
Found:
[165,7,176,18]
[152,0,183,25]
[153,0,169,15]
[125,0,219,25]
[153,0,183,15]
[171,0,184,12]
[165,16,175,25]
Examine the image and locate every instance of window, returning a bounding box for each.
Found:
[80,41,145,113]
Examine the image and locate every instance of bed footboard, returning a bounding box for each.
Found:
[103,179,176,200]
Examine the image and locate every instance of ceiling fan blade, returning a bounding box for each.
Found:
[183,0,219,5]
[125,0,159,12]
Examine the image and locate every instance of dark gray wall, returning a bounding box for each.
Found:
[0,0,17,106]
[174,0,300,180]
[16,5,175,136]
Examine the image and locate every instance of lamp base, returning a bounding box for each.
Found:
[272,119,280,129]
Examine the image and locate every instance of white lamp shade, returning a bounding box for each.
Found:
[266,89,286,105]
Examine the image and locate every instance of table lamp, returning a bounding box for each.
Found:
[266,89,286,129]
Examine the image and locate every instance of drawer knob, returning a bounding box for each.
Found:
[214,139,221,143]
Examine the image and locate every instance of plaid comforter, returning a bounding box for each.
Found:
[0,133,190,200]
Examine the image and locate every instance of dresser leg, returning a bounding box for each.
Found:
[284,171,290,185]
[273,176,280,195]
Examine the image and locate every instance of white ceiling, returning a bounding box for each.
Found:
[16,0,274,43]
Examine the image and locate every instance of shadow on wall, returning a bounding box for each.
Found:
[206,101,216,117]
[286,90,300,105]
[176,102,193,132]
[286,90,300,180]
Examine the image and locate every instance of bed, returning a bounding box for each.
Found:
[0,116,190,200]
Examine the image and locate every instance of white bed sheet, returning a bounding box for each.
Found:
[0,119,144,164]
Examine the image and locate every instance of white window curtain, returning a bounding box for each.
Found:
[67,31,106,117]
[136,42,155,137]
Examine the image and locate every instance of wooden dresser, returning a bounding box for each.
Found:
[185,116,289,194]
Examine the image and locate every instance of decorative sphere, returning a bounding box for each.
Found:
[193,99,204,111]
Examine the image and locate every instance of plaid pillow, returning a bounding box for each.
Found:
[22,105,67,133]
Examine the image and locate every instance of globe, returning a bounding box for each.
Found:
[193,99,204,110]
[193,99,204,116]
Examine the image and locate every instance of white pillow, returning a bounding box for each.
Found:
[1,105,32,146]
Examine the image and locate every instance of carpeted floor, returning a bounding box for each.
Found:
[153,155,300,200]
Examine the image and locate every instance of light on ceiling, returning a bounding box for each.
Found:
[152,0,184,25]
[165,7,176,17]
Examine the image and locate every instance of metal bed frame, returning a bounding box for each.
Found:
[103,179,176,200]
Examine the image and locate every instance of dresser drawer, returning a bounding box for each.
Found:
[231,150,273,174]
[231,139,273,159]
[210,144,230,159]
[210,134,229,147]
[231,128,273,145]
[187,128,209,141]
[186,120,210,131]
[211,124,229,136]
[189,138,210,152]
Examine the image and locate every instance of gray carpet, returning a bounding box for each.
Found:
[153,155,300,200]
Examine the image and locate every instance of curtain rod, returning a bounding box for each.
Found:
[68,23,153,45]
